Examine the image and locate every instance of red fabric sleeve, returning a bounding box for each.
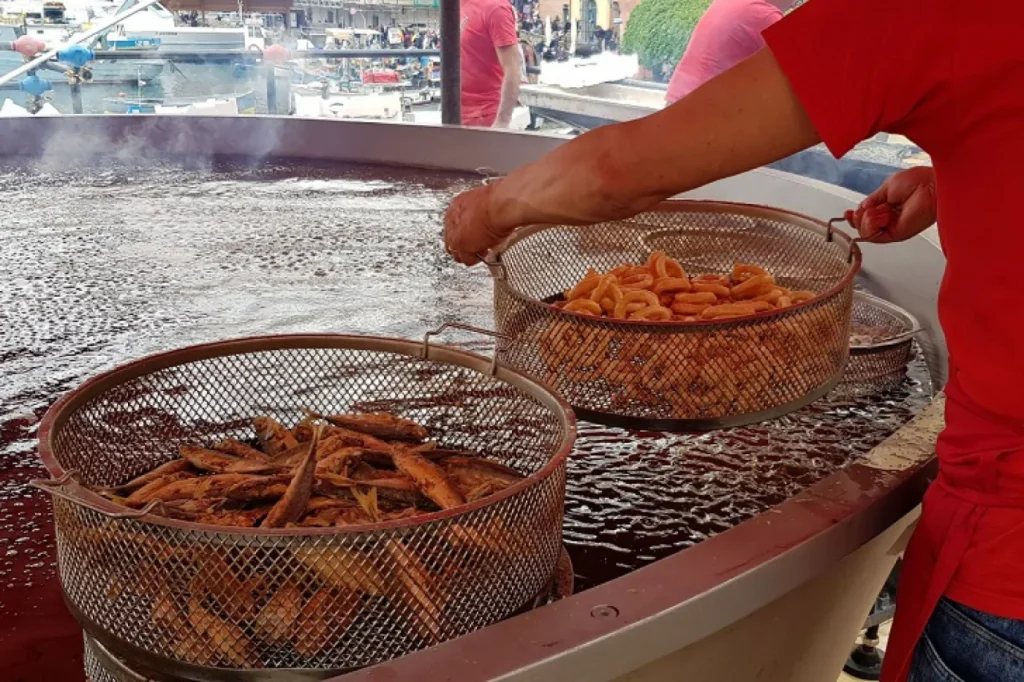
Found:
[486,3,519,49]
[746,5,783,41]
[762,0,947,158]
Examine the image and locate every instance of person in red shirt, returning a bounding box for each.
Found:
[460,0,522,127]
[443,1,1024,679]
[665,0,793,103]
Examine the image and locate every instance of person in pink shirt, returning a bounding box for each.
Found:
[461,0,522,127]
[665,0,793,103]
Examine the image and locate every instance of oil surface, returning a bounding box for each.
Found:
[0,160,933,677]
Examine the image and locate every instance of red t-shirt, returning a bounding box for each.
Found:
[666,0,782,103]
[764,1,1024,677]
[460,0,518,126]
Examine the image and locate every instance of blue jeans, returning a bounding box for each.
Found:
[909,597,1024,681]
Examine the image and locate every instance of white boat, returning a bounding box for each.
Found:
[291,84,405,121]
[108,0,267,52]
[103,89,256,114]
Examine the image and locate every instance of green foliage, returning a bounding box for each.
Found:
[621,0,714,76]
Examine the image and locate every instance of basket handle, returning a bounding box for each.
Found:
[827,213,890,263]
[476,167,502,186]
[30,470,161,520]
[422,323,512,376]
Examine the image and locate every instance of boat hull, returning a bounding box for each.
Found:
[0,55,164,84]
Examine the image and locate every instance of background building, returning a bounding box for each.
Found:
[536,0,641,41]
[290,0,438,30]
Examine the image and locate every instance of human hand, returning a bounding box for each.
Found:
[492,116,511,129]
[443,183,509,265]
[845,166,937,243]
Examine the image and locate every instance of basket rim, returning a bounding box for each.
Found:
[489,199,862,329]
[37,333,577,537]
[850,291,923,352]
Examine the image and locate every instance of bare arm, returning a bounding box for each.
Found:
[492,44,521,128]
[445,48,822,263]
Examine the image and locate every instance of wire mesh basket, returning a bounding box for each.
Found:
[490,201,861,430]
[81,547,577,682]
[37,331,575,678]
[842,292,921,388]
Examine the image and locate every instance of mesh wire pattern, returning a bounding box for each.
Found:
[44,336,573,673]
[85,634,147,682]
[491,202,859,428]
[843,292,920,387]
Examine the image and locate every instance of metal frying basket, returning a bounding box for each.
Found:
[82,548,577,682]
[36,331,576,678]
[490,201,861,430]
[842,292,922,387]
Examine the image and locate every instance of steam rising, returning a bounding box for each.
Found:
[0,115,288,171]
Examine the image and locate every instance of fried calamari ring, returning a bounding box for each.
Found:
[701,302,758,319]
[692,281,732,298]
[674,291,717,305]
[564,299,603,316]
[692,274,729,286]
[731,274,776,300]
[732,263,768,282]
[629,305,672,321]
[589,275,618,303]
[566,271,601,300]
[614,290,660,319]
[754,288,785,304]
[649,251,686,279]
[670,302,711,315]
[652,277,692,295]
[789,290,816,303]
[620,273,655,290]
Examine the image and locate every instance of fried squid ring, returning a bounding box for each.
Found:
[589,275,618,302]
[674,291,717,305]
[671,302,711,315]
[693,274,729,286]
[620,273,655,290]
[732,263,768,282]
[754,288,785,304]
[629,305,673,321]
[692,281,732,298]
[614,290,660,319]
[789,290,815,303]
[564,299,603,316]
[649,251,687,279]
[566,271,602,300]
[652,277,692,295]
[731,274,776,300]
[701,302,758,319]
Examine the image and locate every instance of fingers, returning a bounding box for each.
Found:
[859,183,889,212]
[843,167,938,247]
[443,187,498,266]
[858,204,895,241]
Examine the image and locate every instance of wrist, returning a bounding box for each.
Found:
[483,180,517,239]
